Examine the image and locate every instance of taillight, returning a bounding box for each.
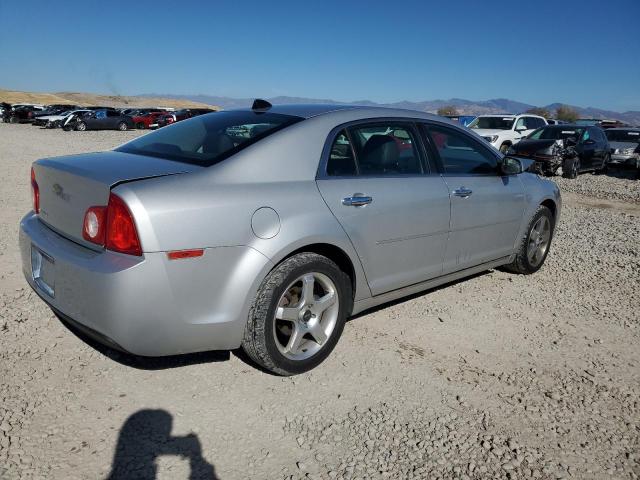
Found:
[31,167,40,213]
[82,193,142,256]
[105,193,142,256]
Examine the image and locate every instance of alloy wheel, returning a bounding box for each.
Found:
[272,272,339,361]
[527,216,551,267]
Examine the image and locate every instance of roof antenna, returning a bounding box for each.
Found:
[252,98,272,111]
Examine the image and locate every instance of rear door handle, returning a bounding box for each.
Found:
[342,193,373,207]
[452,187,473,198]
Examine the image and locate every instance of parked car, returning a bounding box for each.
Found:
[41,109,91,129]
[153,112,177,129]
[509,124,609,178]
[7,105,45,123]
[605,128,640,174]
[0,102,11,122]
[33,104,78,118]
[20,102,561,375]
[468,114,547,153]
[131,111,168,129]
[70,110,135,131]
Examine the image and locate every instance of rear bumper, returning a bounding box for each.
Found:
[19,212,273,356]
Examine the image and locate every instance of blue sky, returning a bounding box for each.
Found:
[1,0,639,111]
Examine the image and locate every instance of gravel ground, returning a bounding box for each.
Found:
[0,123,639,480]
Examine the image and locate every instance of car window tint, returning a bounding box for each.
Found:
[428,125,497,175]
[348,124,422,175]
[116,111,303,167]
[326,130,357,176]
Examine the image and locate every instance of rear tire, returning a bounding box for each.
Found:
[117,122,128,131]
[75,121,87,131]
[242,252,352,376]
[136,122,145,129]
[9,116,19,124]
[503,205,554,275]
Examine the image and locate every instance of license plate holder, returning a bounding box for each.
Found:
[31,247,55,297]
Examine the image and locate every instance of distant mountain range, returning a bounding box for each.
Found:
[140,93,640,125]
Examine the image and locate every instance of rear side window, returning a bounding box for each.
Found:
[326,123,423,176]
[427,124,498,175]
[327,130,357,176]
[116,111,303,166]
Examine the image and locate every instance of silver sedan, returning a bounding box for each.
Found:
[20,101,561,375]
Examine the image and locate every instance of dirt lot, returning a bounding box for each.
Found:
[0,123,639,480]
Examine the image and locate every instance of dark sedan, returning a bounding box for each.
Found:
[73,110,135,131]
[509,125,609,178]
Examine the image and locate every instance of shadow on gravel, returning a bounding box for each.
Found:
[604,166,639,180]
[107,409,218,480]
[57,314,230,370]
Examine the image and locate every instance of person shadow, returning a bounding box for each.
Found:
[106,409,218,480]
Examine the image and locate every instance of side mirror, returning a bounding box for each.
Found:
[515,125,528,132]
[500,156,524,175]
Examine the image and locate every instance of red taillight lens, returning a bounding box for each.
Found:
[105,193,142,256]
[82,193,142,256]
[31,167,40,213]
[82,206,107,244]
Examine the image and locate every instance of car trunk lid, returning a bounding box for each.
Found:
[34,151,201,248]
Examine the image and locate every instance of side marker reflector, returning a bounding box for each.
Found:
[167,249,205,260]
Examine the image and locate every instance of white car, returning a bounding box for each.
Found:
[468,114,548,153]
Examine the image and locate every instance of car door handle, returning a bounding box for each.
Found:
[342,194,373,207]
[452,187,473,198]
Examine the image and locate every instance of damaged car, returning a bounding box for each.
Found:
[509,124,609,178]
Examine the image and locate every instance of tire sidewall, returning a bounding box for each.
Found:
[76,121,86,131]
[118,122,128,131]
[257,256,352,375]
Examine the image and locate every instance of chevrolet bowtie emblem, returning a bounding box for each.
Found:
[53,183,70,201]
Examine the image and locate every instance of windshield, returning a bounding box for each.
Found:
[605,130,640,143]
[528,127,585,140]
[116,110,303,166]
[468,117,515,130]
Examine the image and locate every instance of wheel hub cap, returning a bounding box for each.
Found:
[273,272,339,360]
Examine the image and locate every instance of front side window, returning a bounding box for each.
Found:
[116,111,303,166]
[427,125,498,175]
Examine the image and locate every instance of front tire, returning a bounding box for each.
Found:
[562,157,579,179]
[504,205,554,275]
[117,122,128,131]
[242,252,352,376]
[136,122,145,129]
[499,143,510,154]
[75,121,87,131]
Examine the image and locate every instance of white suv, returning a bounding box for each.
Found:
[468,114,547,153]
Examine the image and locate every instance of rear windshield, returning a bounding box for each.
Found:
[605,129,640,143]
[116,111,303,166]
[468,117,515,130]
[528,126,584,140]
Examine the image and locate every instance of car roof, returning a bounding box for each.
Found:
[229,103,445,121]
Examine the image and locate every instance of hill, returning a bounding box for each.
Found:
[0,89,219,110]
[144,93,640,125]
